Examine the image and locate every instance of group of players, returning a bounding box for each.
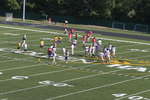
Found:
[17,28,116,64]
[45,28,116,64]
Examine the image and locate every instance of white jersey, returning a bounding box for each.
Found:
[85,46,89,52]
[24,43,28,50]
[100,52,104,57]
[109,44,112,51]
[111,46,116,56]
[112,47,116,52]
[71,44,75,49]
[53,47,56,53]
[73,40,77,45]
[53,52,57,57]
[105,49,110,57]
[92,46,96,54]
[89,46,92,54]
[98,40,102,45]
[62,48,66,56]
[71,44,75,55]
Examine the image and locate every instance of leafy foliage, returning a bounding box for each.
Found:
[0,0,150,24]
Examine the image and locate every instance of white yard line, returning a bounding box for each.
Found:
[0,63,98,83]
[130,55,150,60]
[0,53,9,56]
[101,38,150,46]
[116,89,150,100]
[0,69,121,96]
[0,25,50,33]
[0,63,46,72]
[0,59,21,63]
[46,74,150,100]
[0,25,150,45]
[0,79,13,82]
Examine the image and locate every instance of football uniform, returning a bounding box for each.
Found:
[24,43,28,51]
[17,42,21,49]
[40,40,44,48]
[71,44,75,55]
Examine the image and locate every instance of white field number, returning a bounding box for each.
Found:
[112,93,150,100]
[107,64,147,72]
[11,76,29,80]
[38,80,73,87]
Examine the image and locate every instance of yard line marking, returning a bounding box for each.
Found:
[0,63,46,72]
[0,25,50,33]
[0,53,9,56]
[28,64,94,77]
[116,89,150,100]
[46,74,150,100]
[100,38,150,46]
[0,64,99,83]
[0,69,121,96]
[0,79,12,82]
[0,59,21,63]
[61,70,120,83]
[131,55,150,59]
[0,25,150,45]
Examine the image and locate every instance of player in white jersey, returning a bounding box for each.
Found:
[64,28,68,34]
[23,43,28,51]
[52,52,57,64]
[91,46,96,56]
[72,39,77,47]
[105,48,111,63]
[71,44,75,55]
[52,45,57,53]
[108,44,112,51]
[22,34,27,41]
[21,34,27,49]
[85,46,89,56]
[111,46,116,57]
[62,48,66,56]
[97,39,102,45]
[99,52,105,63]
[21,40,26,48]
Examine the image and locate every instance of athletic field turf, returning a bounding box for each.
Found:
[0,24,150,100]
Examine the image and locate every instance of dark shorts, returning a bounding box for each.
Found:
[65,56,68,60]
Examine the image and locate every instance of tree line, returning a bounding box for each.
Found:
[0,0,150,24]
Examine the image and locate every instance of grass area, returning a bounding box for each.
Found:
[0,24,150,100]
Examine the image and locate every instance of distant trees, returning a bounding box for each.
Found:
[0,0,149,24]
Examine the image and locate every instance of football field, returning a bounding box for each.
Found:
[0,24,150,100]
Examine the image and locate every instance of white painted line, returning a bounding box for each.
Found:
[0,53,9,56]
[46,74,150,100]
[115,89,150,100]
[0,63,98,83]
[0,79,13,82]
[0,25,50,33]
[0,59,21,63]
[0,63,46,72]
[0,69,121,96]
[101,38,150,45]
